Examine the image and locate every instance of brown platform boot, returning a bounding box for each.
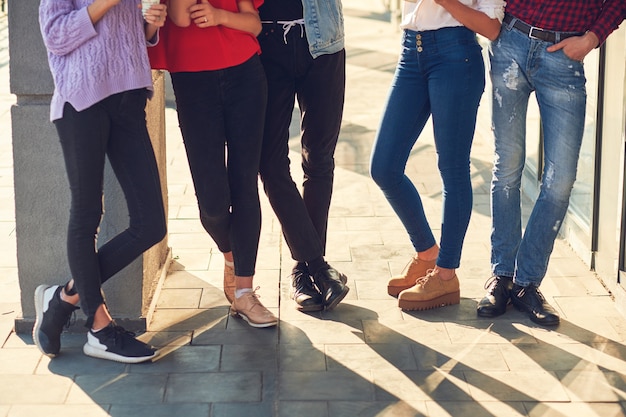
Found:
[398,269,460,311]
[387,256,436,297]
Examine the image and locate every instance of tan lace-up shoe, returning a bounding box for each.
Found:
[230,288,278,328]
[398,269,460,311]
[224,264,236,304]
[387,256,437,297]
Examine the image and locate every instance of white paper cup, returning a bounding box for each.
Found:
[141,0,159,16]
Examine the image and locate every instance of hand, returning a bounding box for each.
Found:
[189,0,222,28]
[144,3,167,28]
[546,32,599,62]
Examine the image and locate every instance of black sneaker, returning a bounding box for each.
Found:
[312,267,349,311]
[83,322,158,363]
[33,285,79,357]
[476,275,513,318]
[291,269,323,312]
[511,284,560,326]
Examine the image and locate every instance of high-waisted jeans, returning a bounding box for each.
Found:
[55,88,167,328]
[490,19,586,286]
[171,55,267,277]
[370,27,485,269]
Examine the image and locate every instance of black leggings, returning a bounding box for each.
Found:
[54,89,166,328]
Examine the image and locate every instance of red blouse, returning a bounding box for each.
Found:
[149,0,263,72]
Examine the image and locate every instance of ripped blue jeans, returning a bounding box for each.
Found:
[489,20,587,287]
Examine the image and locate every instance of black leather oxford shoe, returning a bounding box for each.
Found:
[477,275,513,317]
[291,269,324,312]
[313,267,349,311]
[511,284,560,326]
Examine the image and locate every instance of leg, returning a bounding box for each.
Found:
[297,49,346,251]
[54,101,111,327]
[370,30,438,299]
[396,27,483,310]
[514,48,587,287]
[370,32,435,254]
[171,71,232,255]
[99,88,167,285]
[258,31,324,263]
[489,28,533,280]
[222,56,277,328]
[429,34,485,270]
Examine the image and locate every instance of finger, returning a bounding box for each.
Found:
[546,41,565,52]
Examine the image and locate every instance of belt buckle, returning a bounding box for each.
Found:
[528,26,545,40]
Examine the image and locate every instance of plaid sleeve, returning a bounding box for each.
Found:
[588,0,624,45]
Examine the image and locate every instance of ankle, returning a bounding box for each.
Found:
[434,267,456,281]
[60,285,79,305]
[235,288,253,299]
[417,245,439,262]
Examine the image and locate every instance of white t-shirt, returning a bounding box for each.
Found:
[400,0,505,32]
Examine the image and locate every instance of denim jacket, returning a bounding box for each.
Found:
[301,0,345,57]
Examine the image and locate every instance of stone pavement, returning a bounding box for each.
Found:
[2,2,626,416]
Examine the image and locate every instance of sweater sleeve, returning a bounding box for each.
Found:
[39,0,98,56]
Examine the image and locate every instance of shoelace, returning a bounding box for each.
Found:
[64,309,78,330]
[108,324,138,347]
[415,269,436,286]
[484,276,498,291]
[261,19,305,44]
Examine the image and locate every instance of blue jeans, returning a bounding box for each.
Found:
[490,18,587,287]
[171,55,267,277]
[370,27,484,269]
[55,89,167,328]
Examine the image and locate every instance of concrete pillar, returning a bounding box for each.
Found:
[10,0,170,333]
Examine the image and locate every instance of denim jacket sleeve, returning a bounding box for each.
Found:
[301,0,345,58]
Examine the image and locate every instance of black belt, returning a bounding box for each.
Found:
[503,14,584,43]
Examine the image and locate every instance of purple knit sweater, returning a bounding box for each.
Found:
[39,0,154,121]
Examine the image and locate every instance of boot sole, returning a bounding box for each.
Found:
[511,303,560,326]
[398,291,460,311]
[230,309,278,328]
[296,303,324,313]
[387,285,413,298]
[324,286,350,311]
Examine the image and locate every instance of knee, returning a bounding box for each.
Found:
[146,218,167,246]
[370,157,398,190]
[541,163,576,202]
[302,152,334,179]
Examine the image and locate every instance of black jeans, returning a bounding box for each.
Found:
[258,23,346,261]
[54,89,167,328]
[171,55,267,277]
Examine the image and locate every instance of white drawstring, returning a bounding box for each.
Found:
[262,19,305,44]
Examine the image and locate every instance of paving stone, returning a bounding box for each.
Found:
[165,372,261,403]
[0,375,73,405]
[279,370,374,401]
[66,373,168,405]
[109,404,210,417]
[328,401,428,417]
[7,405,112,417]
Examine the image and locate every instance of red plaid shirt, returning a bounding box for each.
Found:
[506,0,625,45]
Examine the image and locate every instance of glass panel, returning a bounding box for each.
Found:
[568,49,600,228]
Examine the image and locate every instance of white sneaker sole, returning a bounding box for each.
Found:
[83,343,158,364]
[33,285,56,358]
